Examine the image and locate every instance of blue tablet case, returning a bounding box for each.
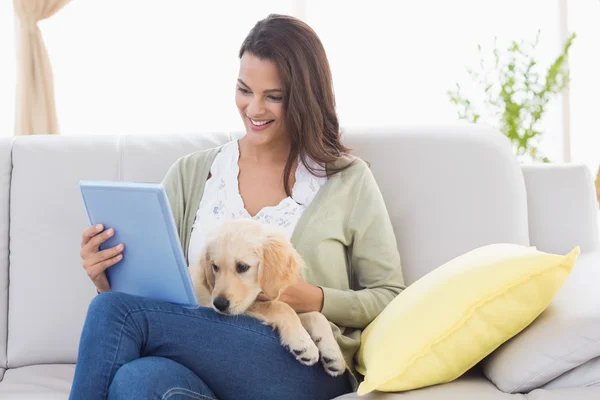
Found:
[79,180,199,309]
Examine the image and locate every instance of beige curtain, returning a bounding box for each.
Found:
[13,0,72,135]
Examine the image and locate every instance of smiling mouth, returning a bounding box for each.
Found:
[248,117,275,127]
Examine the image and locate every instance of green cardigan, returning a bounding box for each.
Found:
[161,144,405,387]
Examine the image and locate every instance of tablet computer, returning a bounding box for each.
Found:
[79,180,199,309]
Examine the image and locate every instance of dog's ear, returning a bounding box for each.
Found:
[259,232,302,300]
[197,247,215,293]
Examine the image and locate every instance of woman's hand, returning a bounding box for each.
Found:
[256,275,324,313]
[80,224,124,293]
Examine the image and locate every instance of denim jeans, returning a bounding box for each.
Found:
[69,292,353,400]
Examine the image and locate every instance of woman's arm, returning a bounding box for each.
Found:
[320,166,406,329]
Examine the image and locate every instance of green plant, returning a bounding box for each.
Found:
[448,31,576,163]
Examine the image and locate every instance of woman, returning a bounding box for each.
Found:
[71,14,404,400]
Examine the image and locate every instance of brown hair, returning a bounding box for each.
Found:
[239,14,355,197]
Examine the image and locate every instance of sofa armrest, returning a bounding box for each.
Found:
[521,164,599,254]
[0,137,12,372]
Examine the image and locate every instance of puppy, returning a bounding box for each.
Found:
[188,219,346,377]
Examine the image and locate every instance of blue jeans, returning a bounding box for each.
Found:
[69,292,353,400]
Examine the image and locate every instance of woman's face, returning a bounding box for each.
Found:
[236,52,285,146]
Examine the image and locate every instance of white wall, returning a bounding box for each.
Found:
[568,0,600,176]
[0,0,598,174]
[306,0,564,161]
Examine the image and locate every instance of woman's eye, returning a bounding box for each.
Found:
[236,262,250,273]
[237,86,250,94]
[268,96,283,102]
[212,263,219,273]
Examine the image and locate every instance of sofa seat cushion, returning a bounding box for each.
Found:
[526,386,600,400]
[483,251,600,393]
[0,364,74,399]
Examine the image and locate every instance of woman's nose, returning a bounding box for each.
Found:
[247,97,264,117]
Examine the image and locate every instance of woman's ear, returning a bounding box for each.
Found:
[259,232,302,300]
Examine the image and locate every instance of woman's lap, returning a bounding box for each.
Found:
[70,291,352,400]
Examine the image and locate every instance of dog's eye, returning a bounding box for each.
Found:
[236,262,250,273]
[212,263,219,273]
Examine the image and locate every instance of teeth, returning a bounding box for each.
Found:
[250,118,272,126]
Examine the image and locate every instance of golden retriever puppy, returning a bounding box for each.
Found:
[188,219,346,377]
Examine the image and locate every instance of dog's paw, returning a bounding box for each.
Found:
[317,336,347,377]
[281,329,319,366]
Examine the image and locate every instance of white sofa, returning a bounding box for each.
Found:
[0,126,599,399]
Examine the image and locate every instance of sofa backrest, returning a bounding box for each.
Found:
[1,126,530,367]
[6,133,229,368]
[341,126,530,285]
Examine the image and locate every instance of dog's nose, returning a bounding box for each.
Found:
[213,296,230,312]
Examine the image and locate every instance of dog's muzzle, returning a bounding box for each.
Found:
[213,296,230,313]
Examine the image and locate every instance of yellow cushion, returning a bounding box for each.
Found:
[355,243,580,395]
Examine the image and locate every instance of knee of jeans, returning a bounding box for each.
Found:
[108,358,168,398]
[88,291,135,316]
[108,360,147,398]
[109,358,214,400]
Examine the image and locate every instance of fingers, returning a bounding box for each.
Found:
[83,243,124,269]
[81,224,103,247]
[85,252,123,282]
[80,224,121,293]
[80,228,115,259]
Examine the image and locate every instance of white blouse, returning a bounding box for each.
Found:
[187,140,327,266]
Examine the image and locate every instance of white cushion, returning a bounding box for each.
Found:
[482,251,600,393]
[542,355,600,390]
[0,364,74,399]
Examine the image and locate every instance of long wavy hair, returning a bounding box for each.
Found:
[239,14,355,196]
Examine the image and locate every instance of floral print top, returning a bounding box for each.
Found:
[187,140,327,266]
